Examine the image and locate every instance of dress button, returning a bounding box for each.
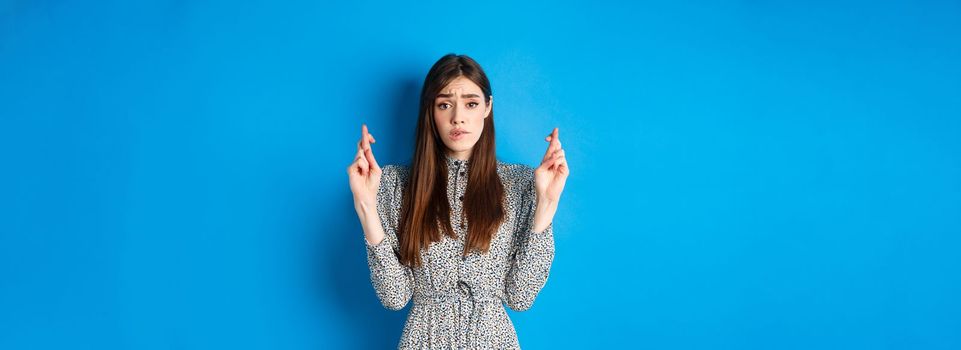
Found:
[460,172,465,176]
[458,195,463,201]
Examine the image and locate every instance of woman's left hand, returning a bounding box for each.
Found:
[534,127,570,203]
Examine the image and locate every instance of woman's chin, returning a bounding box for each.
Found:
[445,144,473,154]
[445,138,474,148]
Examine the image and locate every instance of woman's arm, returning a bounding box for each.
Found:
[348,124,413,311]
[356,193,385,246]
[531,197,559,233]
[504,127,569,311]
[363,165,414,311]
[504,169,554,311]
[504,168,557,312]
[348,124,385,245]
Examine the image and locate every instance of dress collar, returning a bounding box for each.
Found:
[444,153,470,169]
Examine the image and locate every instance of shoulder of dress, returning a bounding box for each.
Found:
[380,164,410,183]
[496,160,535,184]
[381,163,410,174]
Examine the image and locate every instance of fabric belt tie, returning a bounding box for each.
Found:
[413,282,504,348]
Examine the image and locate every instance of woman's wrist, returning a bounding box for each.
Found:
[361,215,386,246]
[353,195,376,215]
[354,198,385,242]
[531,198,558,233]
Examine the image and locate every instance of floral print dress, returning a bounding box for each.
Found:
[364,153,555,349]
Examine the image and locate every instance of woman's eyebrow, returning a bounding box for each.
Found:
[436,93,481,99]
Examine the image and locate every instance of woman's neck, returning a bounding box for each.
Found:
[446,149,471,161]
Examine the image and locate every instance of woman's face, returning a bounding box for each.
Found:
[433,76,492,160]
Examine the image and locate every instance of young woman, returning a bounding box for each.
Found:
[346,53,569,349]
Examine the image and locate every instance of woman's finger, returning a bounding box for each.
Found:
[551,128,561,152]
[556,158,569,176]
[542,147,555,164]
[354,144,365,161]
[360,125,380,172]
[541,128,562,164]
[542,135,556,163]
[358,131,365,151]
[543,151,558,170]
[545,128,561,159]
[353,142,369,175]
[361,124,371,151]
[553,153,566,165]
[548,146,564,164]
[357,136,376,151]
[545,148,563,164]
[358,156,369,176]
[365,145,381,172]
[551,154,566,170]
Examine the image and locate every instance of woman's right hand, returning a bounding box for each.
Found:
[347,124,382,213]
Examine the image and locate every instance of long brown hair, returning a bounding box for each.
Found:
[397,53,505,268]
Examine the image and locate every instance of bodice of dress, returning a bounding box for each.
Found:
[364,154,555,349]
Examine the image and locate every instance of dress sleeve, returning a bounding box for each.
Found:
[503,166,556,312]
[364,165,414,311]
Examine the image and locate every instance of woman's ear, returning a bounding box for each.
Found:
[485,95,493,119]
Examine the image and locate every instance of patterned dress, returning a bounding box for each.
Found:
[364,153,555,349]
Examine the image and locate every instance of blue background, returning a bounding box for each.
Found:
[2,1,960,349]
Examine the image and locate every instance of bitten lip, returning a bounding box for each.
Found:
[450,128,469,136]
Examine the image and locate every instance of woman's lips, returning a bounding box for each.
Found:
[450,129,469,141]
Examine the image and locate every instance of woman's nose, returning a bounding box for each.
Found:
[451,109,464,123]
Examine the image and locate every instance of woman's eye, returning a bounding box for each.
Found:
[438,103,449,109]
[467,102,478,108]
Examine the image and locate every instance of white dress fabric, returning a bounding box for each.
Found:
[365,154,555,349]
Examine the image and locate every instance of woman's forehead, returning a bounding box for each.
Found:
[437,78,482,98]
